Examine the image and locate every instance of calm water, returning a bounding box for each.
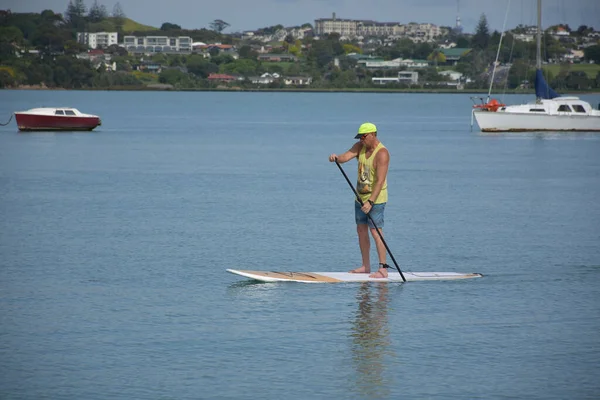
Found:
[1,90,599,399]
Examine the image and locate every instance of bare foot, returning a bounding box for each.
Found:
[369,268,388,279]
[349,266,370,274]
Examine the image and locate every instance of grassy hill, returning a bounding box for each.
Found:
[87,17,158,33]
[121,18,157,32]
[543,63,600,79]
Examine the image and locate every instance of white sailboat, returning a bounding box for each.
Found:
[472,0,600,132]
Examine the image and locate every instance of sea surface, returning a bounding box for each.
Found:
[1,90,600,400]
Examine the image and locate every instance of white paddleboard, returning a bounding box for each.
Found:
[226,269,483,283]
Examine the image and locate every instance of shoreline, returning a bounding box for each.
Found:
[4,86,600,95]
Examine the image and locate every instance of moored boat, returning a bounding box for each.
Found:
[473,95,600,132]
[471,0,600,133]
[14,107,102,131]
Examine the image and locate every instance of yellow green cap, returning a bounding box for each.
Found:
[355,122,377,139]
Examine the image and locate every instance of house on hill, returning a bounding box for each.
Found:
[257,54,298,62]
[207,73,238,83]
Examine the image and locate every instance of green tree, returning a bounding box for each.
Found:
[238,45,258,59]
[87,0,108,23]
[427,49,446,66]
[112,2,126,32]
[0,70,16,88]
[22,59,54,86]
[307,40,334,69]
[0,25,24,43]
[151,53,167,64]
[287,44,301,57]
[52,56,96,88]
[506,59,531,88]
[66,0,87,30]
[284,34,294,45]
[159,68,187,85]
[186,54,218,78]
[93,70,141,87]
[211,54,235,66]
[472,14,490,50]
[343,43,362,54]
[30,22,71,54]
[40,9,64,24]
[63,39,88,55]
[456,36,470,47]
[413,42,434,59]
[105,43,128,56]
[219,59,258,76]
[565,71,591,90]
[257,25,283,35]
[161,22,182,31]
[287,63,302,76]
[209,19,230,33]
[584,45,600,64]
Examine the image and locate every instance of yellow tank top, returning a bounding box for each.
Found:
[357,142,388,204]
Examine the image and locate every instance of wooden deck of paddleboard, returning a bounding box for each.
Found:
[226,269,482,283]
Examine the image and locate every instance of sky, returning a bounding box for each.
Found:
[4,0,600,34]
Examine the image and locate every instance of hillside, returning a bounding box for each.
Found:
[87,17,158,33]
[543,63,600,79]
[121,17,157,32]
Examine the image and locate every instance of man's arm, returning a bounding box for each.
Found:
[329,142,362,163]
[368,148,389,203]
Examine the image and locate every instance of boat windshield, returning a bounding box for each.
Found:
[557,105,572,112]
[55,110,65,115]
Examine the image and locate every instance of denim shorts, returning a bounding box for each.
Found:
[355,201,386,228]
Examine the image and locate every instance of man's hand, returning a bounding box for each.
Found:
[361,201,373,214]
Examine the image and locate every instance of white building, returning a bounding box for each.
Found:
[514,33,535,42]
[357,22,403,37]
[123,35,192,54]
[77,32,118,49]
[372,71,419,85]
[315,13,359,36]
[315,13,441,41]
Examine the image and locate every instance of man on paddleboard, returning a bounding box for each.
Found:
[329,122,391,279]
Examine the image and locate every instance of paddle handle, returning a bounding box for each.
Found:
[334,159,406,282]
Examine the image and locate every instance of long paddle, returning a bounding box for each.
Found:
[334,159,406,282]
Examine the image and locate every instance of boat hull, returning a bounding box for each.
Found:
[14,113,101,131]
[474,111,600,132]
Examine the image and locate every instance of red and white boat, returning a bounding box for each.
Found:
[14,107,102,131]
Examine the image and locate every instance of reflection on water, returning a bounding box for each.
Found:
[226,280,282,300]
[350,283,396,399]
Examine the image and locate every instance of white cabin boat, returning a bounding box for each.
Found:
[471,0,600,133]
[474,96,600,132]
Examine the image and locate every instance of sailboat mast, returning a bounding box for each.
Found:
[536,0,542,70]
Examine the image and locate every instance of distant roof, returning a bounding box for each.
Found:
[197,44,233,49]
[207,73,237,80]
[347,53,380,60]
[439,47,472,57]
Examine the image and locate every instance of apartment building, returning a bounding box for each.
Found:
[372,71,419,85]
[404,23,442,41]
[314,13,359,36]
[315,13,441,41]
[77,32,118,49]
[357,21,403,37]
[123,35,192,54]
